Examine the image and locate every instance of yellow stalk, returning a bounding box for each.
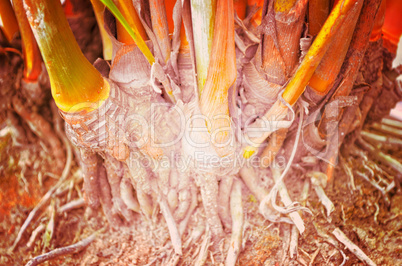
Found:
[200,0,236,157]
[112,0,148,45]
[150,0,171,62]
[90,0,113,60]
[13,0,42,82]
[274,0,297,13]
[191,0,217,95]
[23,0,109,113]
[308,0,330,36]
[308,0,363,94]
[282,0,361,105]
[0,0,19,42]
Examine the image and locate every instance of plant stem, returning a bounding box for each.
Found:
[282,0,360,105]
[24,0,109,112]
[90,0,113,60]
[308,0,363,94]
[308,0,330,36]
[12,0,42,82]
[0,0,19,42]
[191,0,216,95]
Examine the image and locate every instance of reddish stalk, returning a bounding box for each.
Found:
[0,0,19,42]
[12,0,42,82]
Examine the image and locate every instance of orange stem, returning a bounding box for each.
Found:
[13,0,43,82]
[234,0,247,20]
[113,0,148,45]
[0,0,19,42]
[23,0,109,112]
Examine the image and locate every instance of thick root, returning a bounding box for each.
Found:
[225,178,243,266]
[218,175,234,231]
[98,165,124,228]
[79,149,101,209]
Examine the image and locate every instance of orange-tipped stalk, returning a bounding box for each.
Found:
[150,0,171,62]
[308,0,330,36]
[23,0,109,113]
[191,0,217,95]
[165,0,176,34]
[383,0,402,53]
[234,0,247,20]
[12,0,42,82]
[369,0,386,42]
[90,0,113,60]
[307,0,363,94]
[200,0,236,157]
[112,0,148,45]
[282,0,362,105]
[0,0,19,42]
[247,0,263,26]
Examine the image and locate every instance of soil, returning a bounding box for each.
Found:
[0,131,401,265]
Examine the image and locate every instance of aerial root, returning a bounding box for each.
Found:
[25,228,104,266]
[79,149,101,209]
[104,155,136,222]
[218,175,234,231]
[174,188,191,221]
[135,187,154,219]
[120,176,141,213]
[179,184,198,236]
[225,178,243,266]
[160,199,183,255]
[98,165,124,228]
[307,172,335,218]
[332,228,376,266]
[271,168,306,233]
[197,173,224,246]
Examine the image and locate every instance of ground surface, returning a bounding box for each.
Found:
[0,129,401,265]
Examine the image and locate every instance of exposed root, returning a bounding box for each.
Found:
[26,224,45,249]
[12,95,65,170]
[25,228,104,266]
[225,178,243,266]
[194,227,212,266]
[179,184,198,236]
[98,165,124,228]
[197,173,224,246]
[104,155,136,221]
[218,175,234,231]
[307,171,335,218]
[79,149,101,209]
[289,225,299,259]
[58,198,85,214]
[272,168,306,233]
[332,228,376,266]
[10,130,72,252]
[159,198,182,255]
[120,175,141,213]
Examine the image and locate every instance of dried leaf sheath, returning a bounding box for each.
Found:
[150,0,171,62]
[24,0,109,112]
[199,0,236,157]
